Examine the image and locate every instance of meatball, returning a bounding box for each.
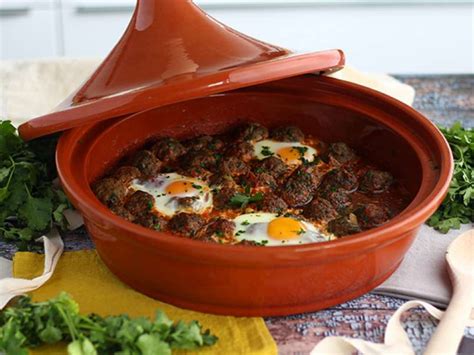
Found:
[124,191,154,215]
[132,150,162,176]
[243,171,278,191]
[181,150,218,170]
[324,189,352,213]
[303,198,338,222]
[318,168,358,193]
[359,170,393,193]
[219,157,250,177]
[213,187,239,210]
[253,156,288,180]
[114,166,141,184]
[226,141,254,162]
[199,218,235,241]
[297,164,325,188]
[135,213,168,231]
[185,135,224,152]
[281,169,315,207]
[271,126,305,142]
[110,205,134,221]
[235,123,269,142]
[209,173,236,188]
[93,178,128,207]
[327,142,357,164]
[258,194,288,213]
[168,213,206,238]
[178,166,212,180]
[151,137,186,162]
[328,214,361,236]
[354,203,390,229]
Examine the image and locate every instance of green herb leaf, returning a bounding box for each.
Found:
[136,334,170,355]
[293,146,308,156]
[0,293,218,355]
[296,228,306,235]
[19,195,53,231]
[260,146,274,157]
[39,324,63,344]
[427,123,473,233]
[0,121,71,250]
[67,338,97,355]
[230,192,264,208]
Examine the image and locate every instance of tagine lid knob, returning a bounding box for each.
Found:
[18,0,345,141]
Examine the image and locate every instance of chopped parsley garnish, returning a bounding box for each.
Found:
[230,192,264,208]
[261,146,274,157]
[192,183,202,190]
[242,220,250,226]
[293,146,308,156]
[296,228,306,235]
[428,123,473,233]
[243,184,251,194]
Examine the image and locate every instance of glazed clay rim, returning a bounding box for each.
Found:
[57,77,453,264]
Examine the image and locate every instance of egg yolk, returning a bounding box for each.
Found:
[277,147,303,164]
[267,217,305,240]
[165,181,197,195]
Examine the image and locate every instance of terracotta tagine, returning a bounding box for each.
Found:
[18,0,453,316]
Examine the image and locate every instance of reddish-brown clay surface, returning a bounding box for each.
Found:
[56,75,453,316]
[18,0,344,141]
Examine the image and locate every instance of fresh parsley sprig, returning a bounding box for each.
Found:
[0,121,69,250]
[0,293,218,355]
[230,192,264,208]
[428,123,473,233]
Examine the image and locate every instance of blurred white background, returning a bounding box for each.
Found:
[0,0,473,73]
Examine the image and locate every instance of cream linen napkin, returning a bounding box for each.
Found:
[0,209,83,309]
[0,232,63,309]
[0,58,99,127]
[329,65,415,106]
[374,224,473,307]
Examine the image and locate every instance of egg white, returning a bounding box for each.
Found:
[233,213,329,246]
[131,173,212,217]
[253,140,317,165]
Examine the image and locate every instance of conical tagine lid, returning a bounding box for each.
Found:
[19,0,345,141]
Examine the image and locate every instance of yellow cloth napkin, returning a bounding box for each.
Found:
[13,250,277,355]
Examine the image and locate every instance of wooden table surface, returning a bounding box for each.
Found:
[1,74,473,354]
